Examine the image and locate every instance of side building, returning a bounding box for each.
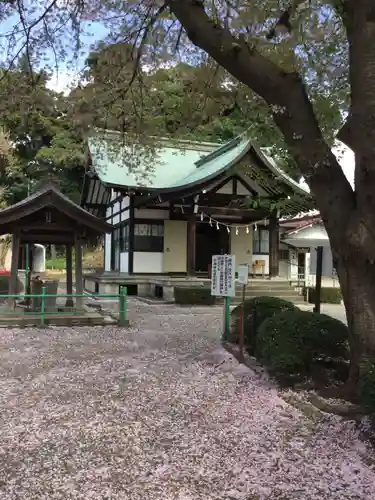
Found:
[81,129,313,296]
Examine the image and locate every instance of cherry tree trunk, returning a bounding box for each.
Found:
[333,249,375,391]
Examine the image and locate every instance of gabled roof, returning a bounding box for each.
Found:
[87,128,310,197]
[0,184,111,235]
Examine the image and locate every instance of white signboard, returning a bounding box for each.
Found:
[211,254,236,297]
[237,264,249,285]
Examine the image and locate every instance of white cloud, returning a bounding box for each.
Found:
[46,68,82,95]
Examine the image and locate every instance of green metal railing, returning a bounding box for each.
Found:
[1,286,128,327]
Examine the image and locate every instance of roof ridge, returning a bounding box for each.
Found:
[195,134,245,167]
[90,128,221,152]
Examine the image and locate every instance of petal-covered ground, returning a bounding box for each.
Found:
[0,300,374,499]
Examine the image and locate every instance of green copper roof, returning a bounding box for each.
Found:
[88,130,251,191]
[87,129,309,197]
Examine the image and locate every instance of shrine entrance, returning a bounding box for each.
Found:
[195,222,230,273]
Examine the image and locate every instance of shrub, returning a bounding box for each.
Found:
[359,362,375,414]
[174,287,215,305]
[230,296,297,352]
[256,310,315,374]
[256,310,349,375]
[305,313,349,359]
[304,286,342,304]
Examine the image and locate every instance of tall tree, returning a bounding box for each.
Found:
[1,0,373,390]
[0,60,85,205]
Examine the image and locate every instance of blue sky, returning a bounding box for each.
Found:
[0,10,108,92]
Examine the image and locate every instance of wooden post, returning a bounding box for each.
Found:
[128,197,135,274]
[268,212,279,278]
[8,232,20,308]
[187,212,196,276]
[65,244,74,307]
[313,246,323,313]
[74,235,84,311]
[239,283,246,363]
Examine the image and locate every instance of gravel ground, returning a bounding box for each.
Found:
[0,299,374,499]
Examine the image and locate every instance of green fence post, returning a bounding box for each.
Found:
[40,286,46,327]
[222,296,231,341]
[119,287,127,326]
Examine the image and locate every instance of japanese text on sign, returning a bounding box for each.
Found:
[211,254,236,297]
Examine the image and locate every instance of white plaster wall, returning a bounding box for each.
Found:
[135,208,169,219]
[106,206,112,220]
[104,233,111,271]
[310,247,334,277]
[217,181,233,194]
[120,252,129,273]
[112,201,120,225]
[134,252,163,273]
[230,229,252,270]
[85,279,96,293]
[252,254,269,274]
[289,248,298,279]
[120,196,130,221]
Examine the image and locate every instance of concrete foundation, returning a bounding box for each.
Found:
[85,273,212,303]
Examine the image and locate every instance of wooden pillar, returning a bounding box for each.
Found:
[187,212,196,276]
[313,246,323,313]
[8,233,20,308]
[65,244,74,307]
[128,197,135,274]
[268,212,279,278]
[74,235,84,311]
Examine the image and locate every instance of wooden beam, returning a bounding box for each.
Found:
[74,234,84,310]
[128,196,135,274]
[187,212,196,276]
[313,246,323,313]
[200,207,268,219]
[20,234,75,244]
[268,212,279,278]
[65,244,74,307]
[21,224,75,232]
[83,203,105,209]
[8,232,20,307]
[235,175,258,196]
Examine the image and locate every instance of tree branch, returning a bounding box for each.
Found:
[167,0,355,238]
[266,0,307,40]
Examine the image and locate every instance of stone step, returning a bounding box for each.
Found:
[236,289,302,298]
[231,296,306,305]
[236,281,293,289]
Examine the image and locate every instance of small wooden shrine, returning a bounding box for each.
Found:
[0,184,111,309]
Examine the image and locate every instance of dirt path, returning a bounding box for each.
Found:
[0,300,373,499]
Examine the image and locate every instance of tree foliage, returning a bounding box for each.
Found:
[0,58,86,205]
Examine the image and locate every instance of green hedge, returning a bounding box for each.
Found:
[256,310,349,376]
[174,287,215,305]
[230,296,297,352]
[304,286,342,304]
